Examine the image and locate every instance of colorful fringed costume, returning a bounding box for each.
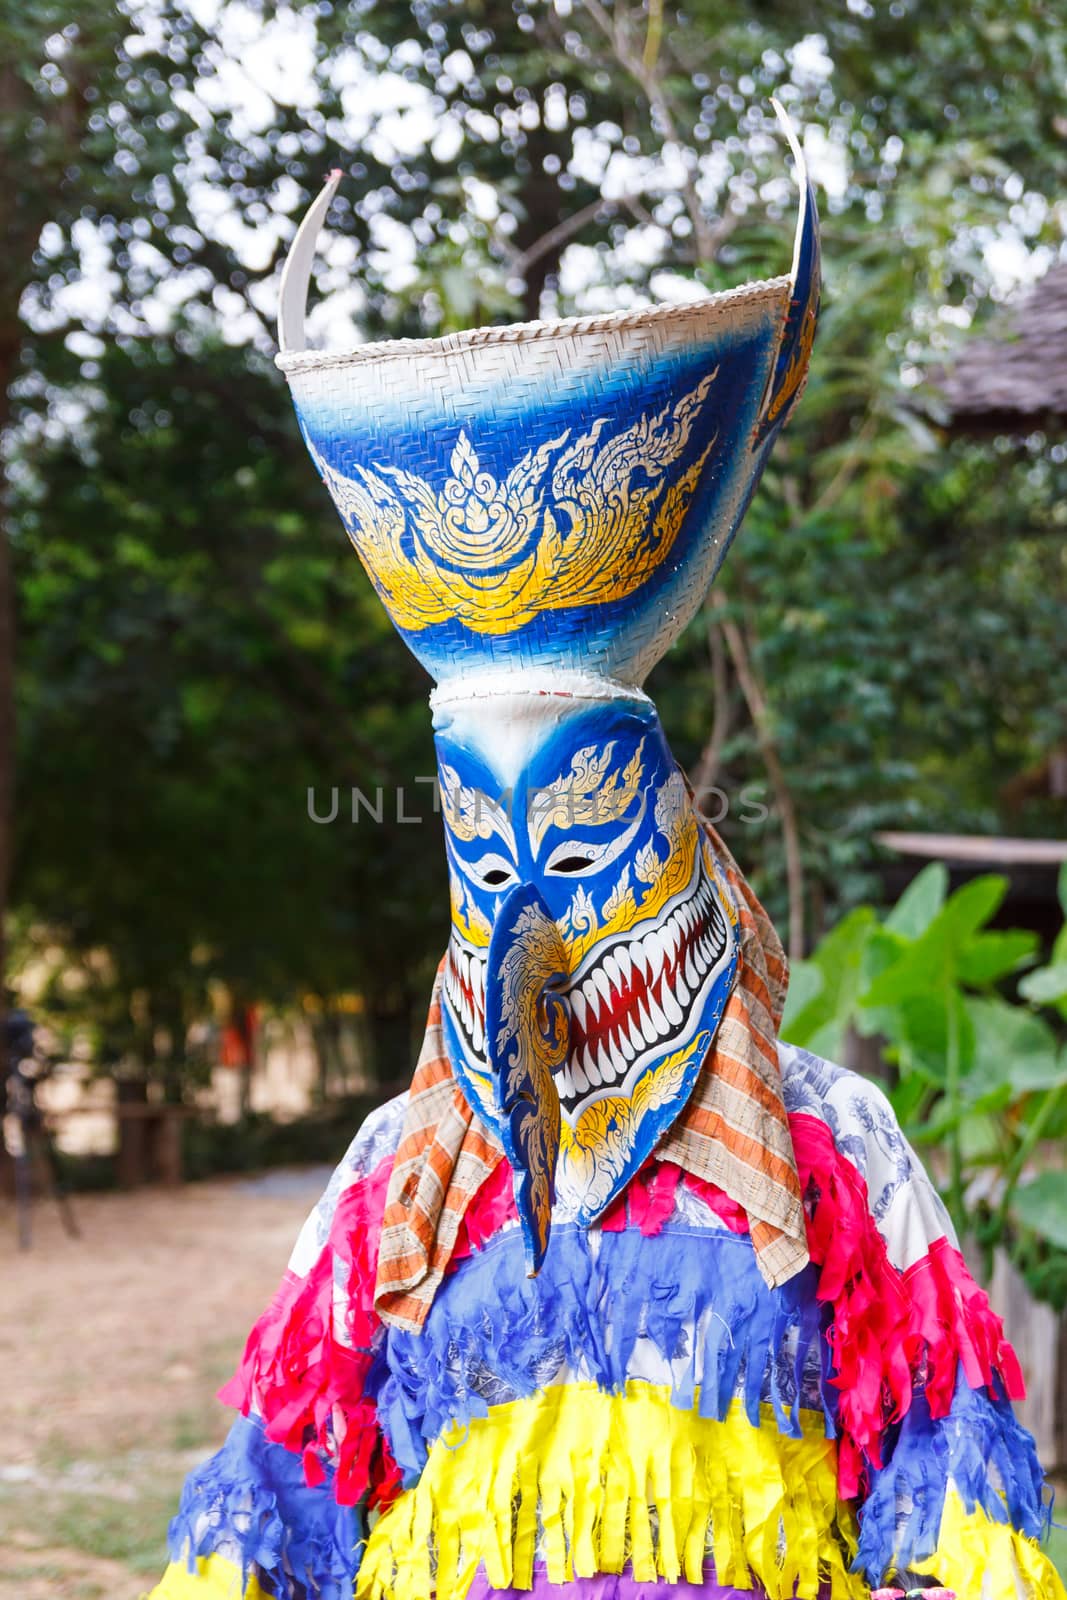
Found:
[151,115,1063,1600]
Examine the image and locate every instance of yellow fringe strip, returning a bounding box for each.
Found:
[913,1486,1067,1600]
[146,1555,268,1599]
[356,1380,866,1600]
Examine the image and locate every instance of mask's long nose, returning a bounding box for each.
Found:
[484,882,570,1275]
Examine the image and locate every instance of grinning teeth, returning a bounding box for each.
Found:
[608,1032,628,1081]
[472,1010,484,1054]
[643,925,667,973]
[646,987,669,1036]
[555,875,731,1097]
[661,983,683,1028]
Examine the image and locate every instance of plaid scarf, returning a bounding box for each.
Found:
[374,825,808,1333]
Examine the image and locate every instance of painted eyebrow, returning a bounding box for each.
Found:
[525,738,647,857]
[440,776,517,855]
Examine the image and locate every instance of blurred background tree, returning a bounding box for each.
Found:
[2,0,1065,1088]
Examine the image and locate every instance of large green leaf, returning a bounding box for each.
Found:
[861,875,1009,1010]
[1013,1173,1067,1252]
[1019,963,1067,1007]
[893,988,975,1087]
[958,929,1039,987]
[883,862,948,939]
[964,997,1066,1098]
[780,907,877,1056]
[779,961,825,1042]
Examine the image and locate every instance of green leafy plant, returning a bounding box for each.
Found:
[783,862,1067,1307]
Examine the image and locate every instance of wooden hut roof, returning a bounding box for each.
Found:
[936,263,1067,436]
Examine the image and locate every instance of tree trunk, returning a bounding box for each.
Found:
[0,335,18,1106]
[115,1076,150,1188]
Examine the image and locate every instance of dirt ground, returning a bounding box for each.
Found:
[0,1170,329,1600]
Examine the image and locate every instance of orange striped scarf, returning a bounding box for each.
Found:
[374,825,808,1332]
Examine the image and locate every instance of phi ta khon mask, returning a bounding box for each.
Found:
[276,104,819,1272]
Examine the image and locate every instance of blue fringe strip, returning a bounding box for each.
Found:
[168,1413,363,1598]
[371,1221,835,1485]
[856,1367,1051,1583]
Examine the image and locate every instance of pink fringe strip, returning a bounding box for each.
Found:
[451,1158,516,1260]
[218,1153,401,1510]
[783,1113,1024,1498]
[905,1233,1024,1414]
[872,1591,955,1600]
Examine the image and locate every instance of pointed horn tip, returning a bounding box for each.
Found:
[327,167,343,183]
[770,96,806,174]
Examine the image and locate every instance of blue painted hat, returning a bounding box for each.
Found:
[277,105,819,688]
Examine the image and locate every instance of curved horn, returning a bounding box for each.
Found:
[757,100,821,441]
[277,168,344,354]
[771,97,814,290]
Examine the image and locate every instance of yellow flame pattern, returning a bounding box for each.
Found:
[312,375,719,634]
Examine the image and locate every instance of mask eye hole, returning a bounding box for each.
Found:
[551,853,597,874]
[467,851,518,889]
[545,841,608,876]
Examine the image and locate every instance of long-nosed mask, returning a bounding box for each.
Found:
[433,687,739,1265]
[276,107,819,1272]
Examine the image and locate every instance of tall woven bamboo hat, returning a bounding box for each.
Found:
[277,105,818,688]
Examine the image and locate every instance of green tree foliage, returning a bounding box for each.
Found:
[3,0,1065,1082]
[784,863,1067,1306]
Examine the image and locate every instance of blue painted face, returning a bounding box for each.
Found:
[434,691,738,1239]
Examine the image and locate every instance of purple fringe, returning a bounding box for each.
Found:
[464,1563,832,1597]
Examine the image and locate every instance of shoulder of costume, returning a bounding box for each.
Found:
[778,1038,955,1271]
[287,1090,408,1277]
